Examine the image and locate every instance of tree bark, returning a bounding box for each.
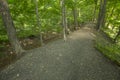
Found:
[61,0,67,41]
[35,0,43,45]
[72,7,78,30]
[96,0,107,30]
[72,0,78,30]
[0,0,24,55]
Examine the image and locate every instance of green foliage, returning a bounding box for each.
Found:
[0,35,8,42]
[0,17,8,42]
[80,4,94,22]
[95,35,120,64]
[103,0,120,43]
[0,0,97,45]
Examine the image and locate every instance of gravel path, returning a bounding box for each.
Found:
[0,28,120,80]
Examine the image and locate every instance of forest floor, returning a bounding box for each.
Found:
[0,26,120,80]
[0,32,61,69]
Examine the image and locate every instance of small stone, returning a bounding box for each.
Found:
[59,54,62,57]
[56,57,60,60]
[17,74,19,77]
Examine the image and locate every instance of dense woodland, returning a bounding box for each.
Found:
[0,0,120,67]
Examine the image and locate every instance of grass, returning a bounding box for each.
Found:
[95,31,120,65]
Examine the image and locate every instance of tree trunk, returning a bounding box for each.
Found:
[100,0,107,28]
[35,0,43,45]
[96,0,102,30]
[0,0,24,55]
[61,0,67,41]
[72,0,78,30]
[96,0,107,30]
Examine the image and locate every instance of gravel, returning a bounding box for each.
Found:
[0,28,120,80]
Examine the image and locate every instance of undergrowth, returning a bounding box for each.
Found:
[95,31,120,65]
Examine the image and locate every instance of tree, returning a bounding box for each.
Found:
[61,0,67,41]
[96,0,107,30]
[0,0,24,55]
[35,0,43,45]
[72,0,78,30]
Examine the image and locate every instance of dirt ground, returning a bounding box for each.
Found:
[0,27,120,80]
